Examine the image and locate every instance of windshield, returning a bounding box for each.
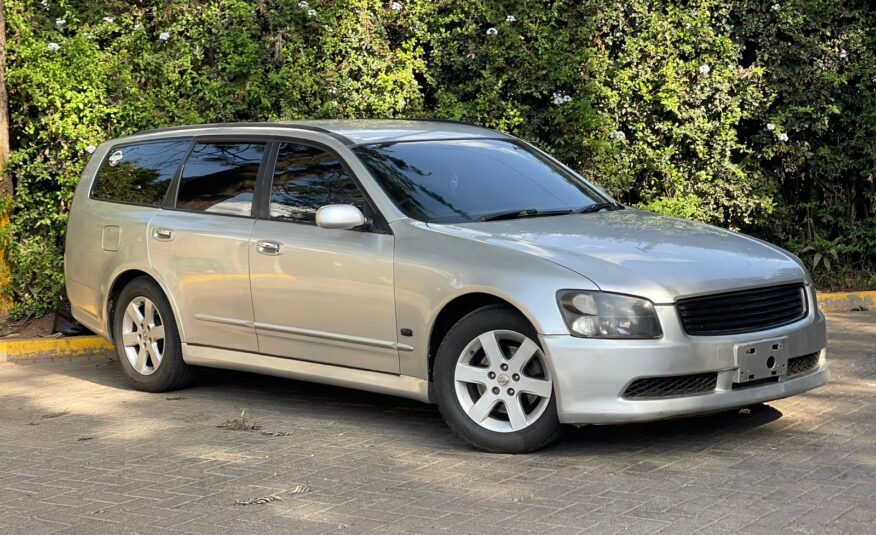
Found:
[353,139,609,224]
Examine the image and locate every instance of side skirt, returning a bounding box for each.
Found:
[182,344,431,403]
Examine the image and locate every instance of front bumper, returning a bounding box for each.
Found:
[541,305,828,425]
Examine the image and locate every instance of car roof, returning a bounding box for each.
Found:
[132,119,511,146]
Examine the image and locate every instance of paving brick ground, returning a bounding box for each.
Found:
[1,312,874,534]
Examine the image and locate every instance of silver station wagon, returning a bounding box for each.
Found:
[66,120,828,452]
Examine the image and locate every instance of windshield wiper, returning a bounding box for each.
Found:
[478,208,574,222]
[576,202,624,214]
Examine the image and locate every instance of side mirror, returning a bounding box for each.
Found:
[315,204,368,230]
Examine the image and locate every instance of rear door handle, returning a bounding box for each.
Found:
[256,240,282,255]
[152,228,175,241]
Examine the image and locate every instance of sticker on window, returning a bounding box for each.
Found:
[108,150,124,167]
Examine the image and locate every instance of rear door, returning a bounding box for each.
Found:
[148,139,268,353]
[248,140,399,373]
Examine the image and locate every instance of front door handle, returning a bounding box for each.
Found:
[256,240,282,255]
[152,228,175,241]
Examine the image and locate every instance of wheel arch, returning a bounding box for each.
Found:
[427,291,537,382]
[105,268,186,344]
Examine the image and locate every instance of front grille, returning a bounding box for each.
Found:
[788,352,820,376]
[677,284,807,336]
[623,372,718,399]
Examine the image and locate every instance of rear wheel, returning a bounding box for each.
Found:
[112,277,193,392]
[434,304,563,453]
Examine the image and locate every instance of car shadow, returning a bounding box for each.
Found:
[556,403,783,453]
[28,353,785,454]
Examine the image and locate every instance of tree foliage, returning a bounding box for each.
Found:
[1,0,874,318]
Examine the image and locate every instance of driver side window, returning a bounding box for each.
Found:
[269,143,366,223]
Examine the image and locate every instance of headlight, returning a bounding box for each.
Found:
[557,290,662,339]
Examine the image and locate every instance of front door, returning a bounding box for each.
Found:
[248,141,399,373]
[149,140,267,353]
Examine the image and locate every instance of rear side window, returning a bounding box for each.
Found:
[91,140,190,206]
[176,142,265,216]
[269,142,366,223]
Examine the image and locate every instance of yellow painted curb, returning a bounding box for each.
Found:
[817,290,876,313]
[0,336,113,361]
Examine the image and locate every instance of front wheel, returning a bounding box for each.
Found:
[434,305,563,453]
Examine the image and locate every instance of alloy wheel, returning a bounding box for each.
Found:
[120,296,165,376]
[454,329,553,433]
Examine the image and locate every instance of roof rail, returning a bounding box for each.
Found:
[131,122,354,145]
[368,117,483,128]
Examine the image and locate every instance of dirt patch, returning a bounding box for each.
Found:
[0,314,57,339]
[219,409,260,431]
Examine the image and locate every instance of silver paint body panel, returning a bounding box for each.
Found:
[148,210,259,353]
[65,121,828,419]
[248,219,399,373]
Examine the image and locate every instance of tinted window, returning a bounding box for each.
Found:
[92,140,190,206]
[354,139,605,223]
[176,142,264,216]
[269,143,365,223]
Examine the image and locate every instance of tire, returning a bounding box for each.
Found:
[112,277,194,392]
[434,304,563,453]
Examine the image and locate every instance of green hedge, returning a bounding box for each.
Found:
[1,0,874,319]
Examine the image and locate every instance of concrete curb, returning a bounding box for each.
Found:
[817,290,876,313]
[0,336,113,362]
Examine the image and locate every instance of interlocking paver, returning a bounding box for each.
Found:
[1,312,874,534]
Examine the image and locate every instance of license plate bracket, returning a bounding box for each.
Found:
[734,338,789,383]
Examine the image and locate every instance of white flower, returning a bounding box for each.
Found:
[297,1,308,7]
[839,49,848,60]
[307,8,317,17]
[328,86,337,94]
[323,25,333,33]
[158,32,170,41]
[698,64,711,75]
[47,42,60,52]
[506,15,516,23]
[771,4,781,11]
[390,2,402,11]
[872,75,876,83]
[133,23,141,31]
[609,130,626,141]
[551,92,572,105]
[55,18,66,27]
[85,145,97,154]
[486,27,498,36]
[778,133,789,142]
[40,0,48,7]
[766,123,776,131]
[103,17,115,24]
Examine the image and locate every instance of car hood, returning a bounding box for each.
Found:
[429,209,808,303]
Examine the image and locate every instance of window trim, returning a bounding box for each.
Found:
[164,135,272,220]
[257,137,392,235]
[88,137,194,208]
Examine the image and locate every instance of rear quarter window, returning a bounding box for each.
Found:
[91,140,191,206]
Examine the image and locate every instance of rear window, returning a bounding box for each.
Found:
[176,142,265,216]
[91,140,191,206]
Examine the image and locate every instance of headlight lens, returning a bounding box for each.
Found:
[557,290,662,339]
